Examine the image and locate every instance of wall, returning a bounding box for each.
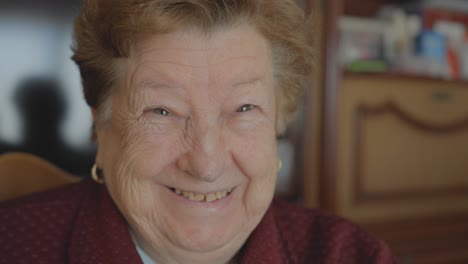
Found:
[0,0,95,175]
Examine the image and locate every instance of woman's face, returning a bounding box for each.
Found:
[95,24,279,263]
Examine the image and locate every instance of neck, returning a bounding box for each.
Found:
[129,228,240,264]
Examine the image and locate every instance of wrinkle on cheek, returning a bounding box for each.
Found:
[232,127,277,214]
[111,101,140,136]
[104,105,150,199]
[113,113,184,183]
[111,91,157,141]
[114,133,145,191]
[113,141,168,227]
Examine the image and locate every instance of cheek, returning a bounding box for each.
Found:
[130,139,183,183]
[98,120,185,206]
[228,110,278,174]
[116,129,184,181]
[230,116,278,175]
[231,126,278,204]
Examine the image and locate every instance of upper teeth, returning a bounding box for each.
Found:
[174,188,232,202]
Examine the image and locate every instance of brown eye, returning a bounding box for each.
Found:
[237,104,256,113]
[152,108,170,116]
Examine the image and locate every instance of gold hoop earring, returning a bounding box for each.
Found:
[91,164,104,184]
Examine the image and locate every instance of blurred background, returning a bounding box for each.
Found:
[305,0,468,263]
[0,0,94,176]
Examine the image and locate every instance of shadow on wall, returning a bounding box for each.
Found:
[0,77,95,176]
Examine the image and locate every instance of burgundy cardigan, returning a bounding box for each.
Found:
[0,180,397,263]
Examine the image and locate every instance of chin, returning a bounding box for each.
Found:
[169,216,245,253]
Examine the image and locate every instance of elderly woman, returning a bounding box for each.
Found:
[0,0,397,263]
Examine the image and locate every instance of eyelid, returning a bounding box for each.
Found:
[236,104,256,112]
[150,107,171,116]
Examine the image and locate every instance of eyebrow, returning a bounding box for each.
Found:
[232,77,263,88]
[139,80,172,90]
[137,76,264,91]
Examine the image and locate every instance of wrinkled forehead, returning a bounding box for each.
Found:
[121,24,274,94]
[131,24,270,64]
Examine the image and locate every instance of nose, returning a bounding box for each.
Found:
[177,118,226,182]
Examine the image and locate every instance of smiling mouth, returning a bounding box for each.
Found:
[169,187,233,202]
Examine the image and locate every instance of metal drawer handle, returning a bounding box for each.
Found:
[431,91,452,102]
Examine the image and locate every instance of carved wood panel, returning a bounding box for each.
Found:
[338,75,468,222]
[353,101,468,205]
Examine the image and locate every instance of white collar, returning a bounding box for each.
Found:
[130,229,156,264]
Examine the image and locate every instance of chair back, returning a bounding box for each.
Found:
[0,152,80,202]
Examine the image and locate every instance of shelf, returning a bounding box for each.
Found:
[343,71,468,86]
[343,0,411,17]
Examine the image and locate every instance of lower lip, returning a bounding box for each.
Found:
[164,187,236,210]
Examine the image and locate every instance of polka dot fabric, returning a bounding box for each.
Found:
[0,180,398,263]
[239,199,398,263]
[0,180,142,264]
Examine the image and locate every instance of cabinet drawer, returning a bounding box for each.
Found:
[337,75,468,222]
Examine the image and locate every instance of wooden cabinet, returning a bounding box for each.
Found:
[338,74,468,222]
[299,0,468,262]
